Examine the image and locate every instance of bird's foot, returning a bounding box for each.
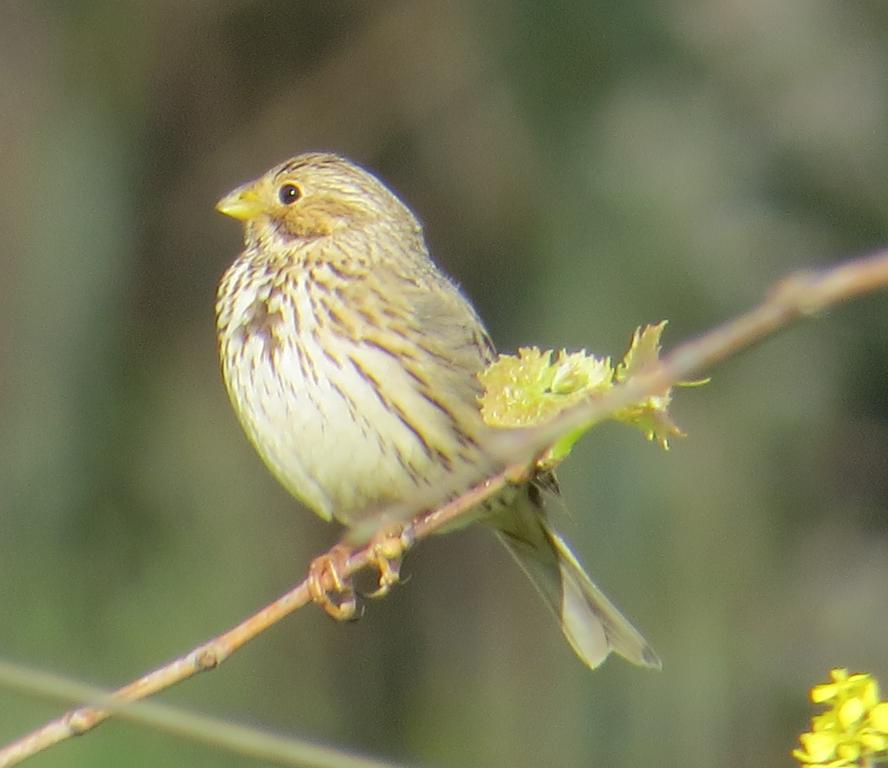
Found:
[363,524,415,599]
[308,544,358,621]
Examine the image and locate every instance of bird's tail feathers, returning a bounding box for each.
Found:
[491,495,660,670]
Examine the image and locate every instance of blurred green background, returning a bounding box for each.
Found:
[2,2,887,766]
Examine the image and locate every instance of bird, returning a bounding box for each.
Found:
[215,152,659,670]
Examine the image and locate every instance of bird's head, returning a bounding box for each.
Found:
[216,153,420,247]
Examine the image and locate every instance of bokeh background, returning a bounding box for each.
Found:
[2,2,888,767]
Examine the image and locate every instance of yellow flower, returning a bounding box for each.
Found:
[794,669,888,767]
[870,703,888,733]
[794,731,840,764]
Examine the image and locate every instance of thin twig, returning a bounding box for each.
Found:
[540,250,888,445]
[2,249,887,768]
[0,661,405,768]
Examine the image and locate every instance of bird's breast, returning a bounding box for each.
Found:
[217,266,486,525]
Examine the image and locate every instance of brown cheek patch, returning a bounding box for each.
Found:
[283,197,367,238]
[288,213,333,238]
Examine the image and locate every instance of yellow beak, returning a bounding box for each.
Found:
[215,184,265,221]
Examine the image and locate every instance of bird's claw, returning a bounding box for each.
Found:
[308,545,358,620]
[363,524,414,599]
[308,526,415,615]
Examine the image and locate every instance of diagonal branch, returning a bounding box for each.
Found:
[2,248,887,768]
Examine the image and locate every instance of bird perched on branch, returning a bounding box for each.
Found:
[215,152,659,670]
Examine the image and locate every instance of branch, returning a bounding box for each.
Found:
[2,248,887,767]
[0,661,405,768]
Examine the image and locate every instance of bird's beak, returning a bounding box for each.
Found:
[216,184,265,221]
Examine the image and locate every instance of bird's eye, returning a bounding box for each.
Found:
[278,183,302,205]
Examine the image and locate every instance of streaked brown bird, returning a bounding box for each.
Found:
[215,152,659,670]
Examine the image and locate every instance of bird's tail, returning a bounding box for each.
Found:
[490,491,660,670]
